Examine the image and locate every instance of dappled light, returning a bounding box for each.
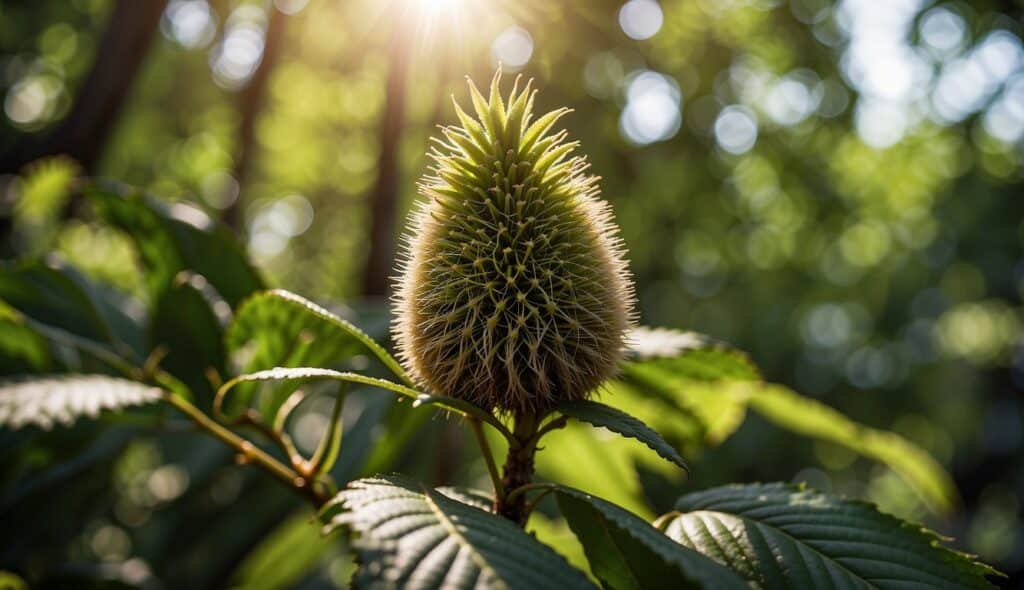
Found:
[0,0,1022,587]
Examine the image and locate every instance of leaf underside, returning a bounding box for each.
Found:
[662,483,999,590]
[324,475,595,590]
[557,399,688,472]
[0,375,161,430]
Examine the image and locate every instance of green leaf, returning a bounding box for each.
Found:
[662,483,1000,590]
[0,375,162,430]
[0,300,52,373]
[748,384,958,515]
[621,326,957,515]
[323,475,595,590]
[553,486,747,590]
[535,421,653,517]
[12,156,78,252]
[615,327,760,448]
[84,181,263,307]
[0,260,118,346]
[230,510,345,590]
[557,400,688,472]
[223,289,410,421]
[216,367,509,437]
[625,327,761,381]
[150,273,227,406]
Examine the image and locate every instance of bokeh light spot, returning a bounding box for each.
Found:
[491,26,533,70]
[618,0,664,41]
[714,105,758,154]
[619,70,681,145]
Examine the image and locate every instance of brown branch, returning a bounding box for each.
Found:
[495,412,541,526]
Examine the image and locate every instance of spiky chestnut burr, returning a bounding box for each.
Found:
[392,70,635,418]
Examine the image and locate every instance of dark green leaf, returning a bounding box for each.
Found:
[557,399,688,472]
[84,181,263,307]
[0,259,116,346]
[323,475,595,589]
[553,486,747,590]
[663,483,1000,590]
[150,273,226,406]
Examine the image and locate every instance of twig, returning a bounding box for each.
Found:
[162,392,329,507]
[469,418,504,503]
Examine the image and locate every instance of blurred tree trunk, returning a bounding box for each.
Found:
[0,0,166,254]
[360,20,410,297]
[0,0,168,174]
[222,4,288,233]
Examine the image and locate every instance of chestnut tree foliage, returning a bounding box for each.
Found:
[2,0,1023,588]
[0,182,1000,587]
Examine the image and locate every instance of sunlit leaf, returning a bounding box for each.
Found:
[0,375,161,430]
[535,421,652,517]
[216,367,507,435]
[748,384,959,515]
[553,486,747,590]
[223,289,410,421]
[322,475,595,589]
[0,300,51,373]
[662,483,1000,589]
[230,510,345,590]
[14,156,78,226]
[84,181,263,307]
[624,327,761,381]
[557,399,688,471]
[614,327,760,448]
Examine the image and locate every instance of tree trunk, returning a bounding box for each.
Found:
[0,0,168,174]
[222,4,288,232]
[360,20,410,297]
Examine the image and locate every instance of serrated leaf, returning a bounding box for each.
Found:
[84,181,263,307]
[557,400,688,472]
[323,475,595,590]
[0,375,162,430]
[613,327,760,448]
[621,327,957,515]
[748,384,958,515]
[216,367,507,435]
[536,421,652,517]
[662,483,1000,590]
[553,486,747,590]
[625,327,760,381]
[223,290,410,421]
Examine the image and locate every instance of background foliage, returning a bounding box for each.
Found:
[0,0,1022,587]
